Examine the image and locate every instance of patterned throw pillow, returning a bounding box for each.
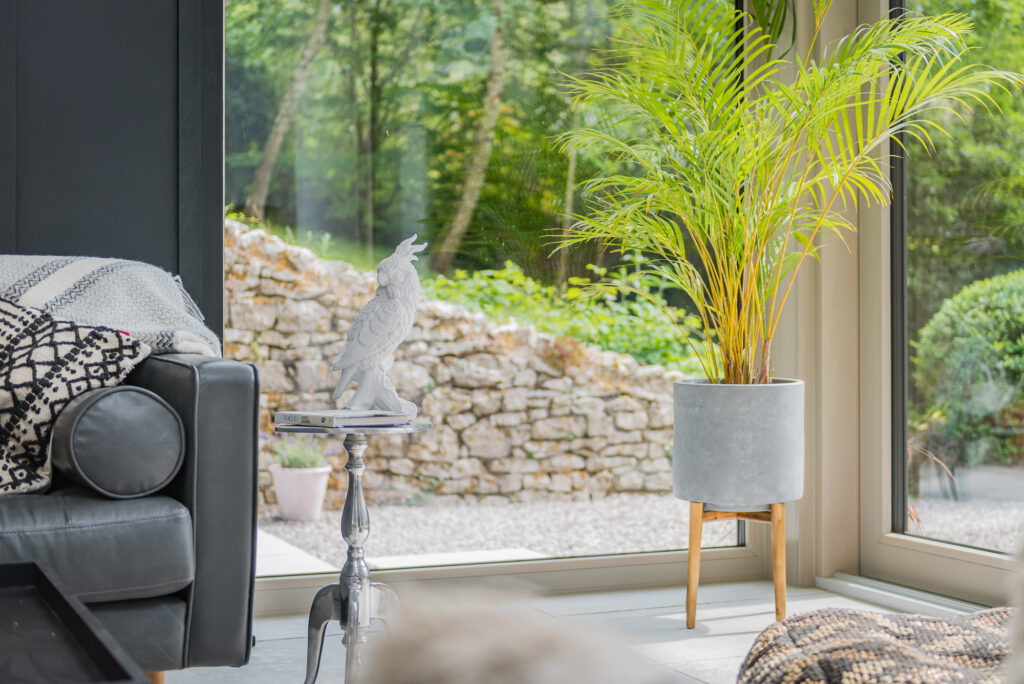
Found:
[0,298,151,495]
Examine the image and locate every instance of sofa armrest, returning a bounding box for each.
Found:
[126,353,258,668]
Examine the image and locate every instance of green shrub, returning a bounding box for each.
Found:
[423,258,708,375]
[913,268,1024,462]
[270,435,328,469]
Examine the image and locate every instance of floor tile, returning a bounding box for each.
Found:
[164,580,892,684]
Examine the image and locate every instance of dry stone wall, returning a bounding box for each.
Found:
[224,220,681,510]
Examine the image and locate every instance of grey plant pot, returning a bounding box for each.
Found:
[672,378,804,511]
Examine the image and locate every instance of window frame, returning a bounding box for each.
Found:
[857,0,1019,606]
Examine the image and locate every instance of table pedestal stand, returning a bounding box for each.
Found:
[685,502,786,629]
[301,433,399,684]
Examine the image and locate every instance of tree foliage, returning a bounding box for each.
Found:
[554,0,1021,383]
[226,0,621,278]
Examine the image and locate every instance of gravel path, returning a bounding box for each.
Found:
[260,494,738,567]
[261,495,1024,568]
[910,499,1024,555]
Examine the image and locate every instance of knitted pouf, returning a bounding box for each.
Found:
[739,607,1012,683]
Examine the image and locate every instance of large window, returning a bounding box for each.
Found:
[895,0,1024,555]
[226,0,743,577]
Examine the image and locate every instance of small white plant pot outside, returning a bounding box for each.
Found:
[672,379,804,511]
[270,463,332,522]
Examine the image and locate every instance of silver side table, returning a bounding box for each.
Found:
[275,420,432,684]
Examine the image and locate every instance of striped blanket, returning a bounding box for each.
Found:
[0,256,220,357]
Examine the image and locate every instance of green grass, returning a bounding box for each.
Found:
[226,212,393,272]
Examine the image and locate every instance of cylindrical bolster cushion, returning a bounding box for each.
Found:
[50,386,185,499]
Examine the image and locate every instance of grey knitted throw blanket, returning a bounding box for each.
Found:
[0,256,220,357]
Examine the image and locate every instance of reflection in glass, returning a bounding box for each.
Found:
[226,0,737,576]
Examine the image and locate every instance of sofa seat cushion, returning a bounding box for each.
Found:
[0,488,193,602]
[739,607,1012,684]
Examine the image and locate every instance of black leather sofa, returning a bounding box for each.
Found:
[0,354,259,672]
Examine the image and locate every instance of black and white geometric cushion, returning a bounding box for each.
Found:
[0,297,151,495]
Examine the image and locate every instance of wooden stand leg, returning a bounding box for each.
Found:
[686,501,703,629]
[145,673,166,684]
[770,503,786,622]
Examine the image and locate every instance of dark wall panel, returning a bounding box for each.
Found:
[16,1,179,268]
[0,0,224,337]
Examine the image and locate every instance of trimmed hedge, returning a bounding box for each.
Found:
[913,268,1024,462]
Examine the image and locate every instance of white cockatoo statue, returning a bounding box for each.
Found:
[331,235,427,417]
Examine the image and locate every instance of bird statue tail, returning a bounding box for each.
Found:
[395,235,428,261]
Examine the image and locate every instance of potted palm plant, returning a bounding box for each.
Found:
[269,435,332,522]
[556,0,1021,510]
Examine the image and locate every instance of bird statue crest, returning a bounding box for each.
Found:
[331,235,428,418]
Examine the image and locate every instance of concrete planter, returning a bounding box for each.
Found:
[672,379,804,510]
[270,463,332,521]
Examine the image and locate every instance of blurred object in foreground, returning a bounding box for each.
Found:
[361,588,677,684]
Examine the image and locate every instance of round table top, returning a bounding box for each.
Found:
[274,419,433,436]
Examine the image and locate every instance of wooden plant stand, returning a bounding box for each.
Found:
[686,502,786,629]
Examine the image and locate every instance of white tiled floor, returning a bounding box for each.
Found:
[167,580,889,683]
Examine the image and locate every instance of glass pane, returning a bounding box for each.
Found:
[903,0,1024,553]
[225,0,738,576]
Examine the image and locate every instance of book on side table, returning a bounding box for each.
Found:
[274,409,413,428]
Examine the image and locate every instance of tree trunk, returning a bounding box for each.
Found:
[556,140,578,284]
[429,0,507,273]
[347,2,364,241]
[244,0,332,220]
[556,0,591,284]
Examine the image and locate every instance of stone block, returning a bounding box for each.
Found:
[532,415,586,441]
[571,396,605,416]
[522,473,552,490]
[587,413,613,437]
[450,357,504,389]
[446,412,477,431]
[474,476,499,495]
[421,387,473,417]
[277,300,331,332]
[471,389,503,416]
[586,456,637,472]
[541,454,586,471]
[462,421,511,459]
[497,474,523,493]
[614,471,644,490]
[541,377,572,392]
[513,368,538,387]
[640,458,672,473]
[406,425,460,462]
[256,361,294,393]
[502,387,529,411]
[487,458,540,474]
[490,411,527,427]
[292,360,333,392]
[388,458,415,475]
[525,390,555,409]
[436,478,476,495]
[450,458,488,478]
[614,411,649,431]
[648,401,674,429]
[548,473,572,493]
[415,462,451,479]
[230,297,278,330]
[644,472,673,492]
[389,361,433,397]
[608,395,643,413]
[606,430,643,444]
